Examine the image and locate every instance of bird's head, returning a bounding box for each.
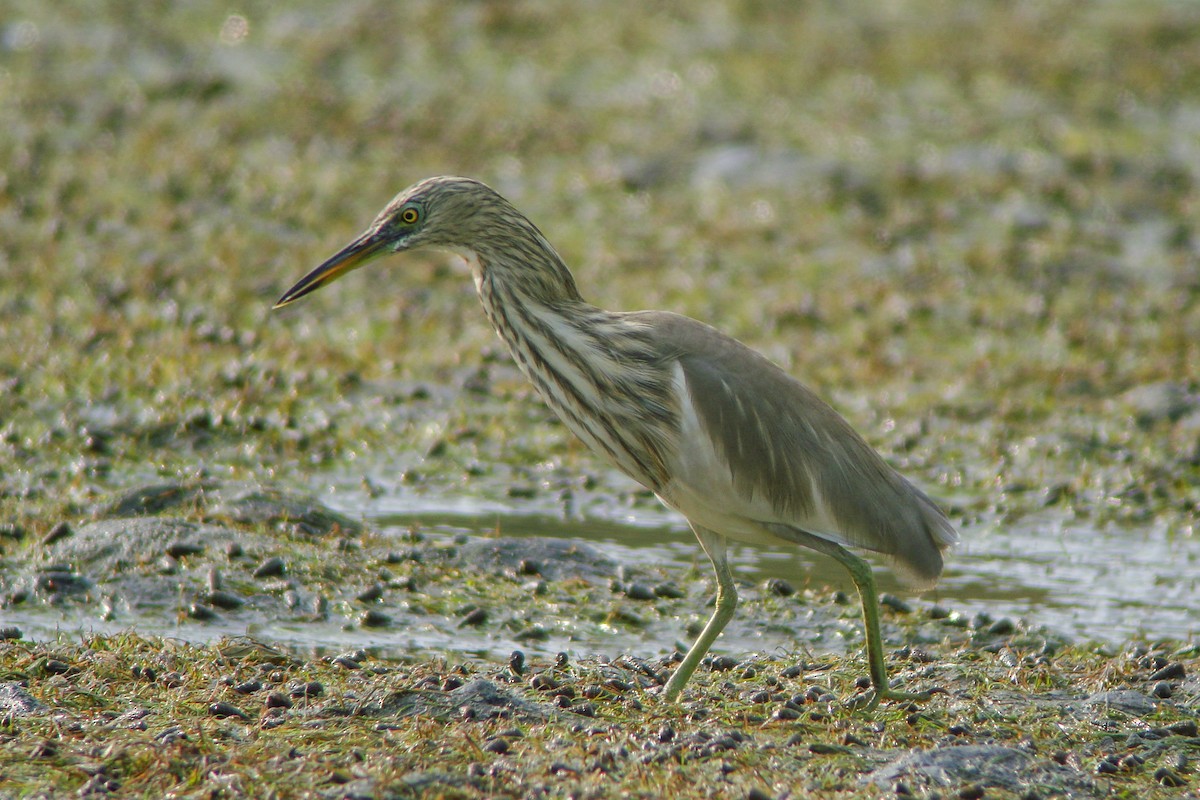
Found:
[274,176,515,308]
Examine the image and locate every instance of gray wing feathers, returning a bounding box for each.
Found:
[637,311,957,588]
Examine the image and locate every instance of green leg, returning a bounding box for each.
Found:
[663,526,737,702]
[813,539,932,709]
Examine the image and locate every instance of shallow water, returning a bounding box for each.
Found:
[340,484,1200,647]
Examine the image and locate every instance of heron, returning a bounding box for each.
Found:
[275,176,957,705]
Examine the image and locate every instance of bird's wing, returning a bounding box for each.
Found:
[631,311,957,588]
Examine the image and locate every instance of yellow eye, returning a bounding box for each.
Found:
[400,207,419,224]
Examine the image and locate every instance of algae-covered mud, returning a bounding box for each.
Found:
[2,0,1199,796]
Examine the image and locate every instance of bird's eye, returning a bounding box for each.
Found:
[400,207,420,225]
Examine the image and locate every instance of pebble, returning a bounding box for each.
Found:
[166,542,205,559]
[458,608,488,627]
[290,681,324,698]
[360,610,392,628]
[624,583,656,601]
[653,582,685,599]
[1148,662,1186,681]
[266,692,293,709]
[209,701,249,720]
[206,590,245,610]
[764,578,795,597]
[708,655,738,672]
[356,583,385,603]
[483,738,509,754]
[252,557,286,578]
[187,603,218,621]
[41,522,72,545]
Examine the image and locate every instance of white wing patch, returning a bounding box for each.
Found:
[659,362,854,550]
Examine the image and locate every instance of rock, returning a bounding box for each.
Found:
[1083,690,1158,716]
[0,682,47,716]
[371,679,562,722]
[864,744,1095,795]
[457,537,617,582]
[44,518,239,576]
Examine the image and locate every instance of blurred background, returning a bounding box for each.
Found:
[2,0,1198,646]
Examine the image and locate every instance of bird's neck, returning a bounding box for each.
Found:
[467,251,679,492]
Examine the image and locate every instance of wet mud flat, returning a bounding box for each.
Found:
[2,483,1198,798]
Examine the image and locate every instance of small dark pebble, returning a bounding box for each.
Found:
[764,577,795,597]
[30,738,57,758]
[1117,754,1143,771]
[1154,767,1186,787]
[360,610,392,628]
[41,522,72,545]
[518,559,542,576]
[880,593,912,613]
[266,692,293,709]
[252,557,286,578]
[555,652,569,668]
[0,523,26,541]
[356,583,385,603]
[709,655,739,672]
[958,785,985,800]
[43,658,72,675]
[653,582,686,599]
[1148,662,1186,681]
[234,680,263,694]
[206,590,245,610]
[458,608,488,627]
[1095,760,1118,775]
[624,582,656,601]
[483,738,510,754]
[290,681,323,698]
[928,605,951,619]
[166,542,205,559]
[188,603,218,621]
[332,656,361,670]
[658,724,676,743]
[1166,720,1198,737]
[78,775,120,795]
[773,706,802,721]
[986,618,1016,636]
[225,542,243,559]
[530,674,560,692]
[209,701,249,720]
[780,665,804,680]
[0,626,21,641]
[747,789,775,800]
[1150,680,1173,698]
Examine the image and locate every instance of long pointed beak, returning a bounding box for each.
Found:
[274,230,391,309]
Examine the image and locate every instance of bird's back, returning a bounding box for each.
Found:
[629,311,958,589]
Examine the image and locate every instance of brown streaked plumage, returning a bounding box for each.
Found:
[275,176,958,706]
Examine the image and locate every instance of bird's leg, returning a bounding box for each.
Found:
[662,526,737,702]
[819,542,933,709]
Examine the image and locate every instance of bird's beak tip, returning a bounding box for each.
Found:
[274,231,387,310]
